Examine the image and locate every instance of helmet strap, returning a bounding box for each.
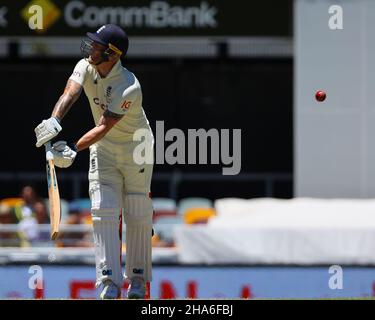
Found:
[94,48,111,66]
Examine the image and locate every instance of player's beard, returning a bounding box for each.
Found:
[87,55,96,64]
[88,55,107,67]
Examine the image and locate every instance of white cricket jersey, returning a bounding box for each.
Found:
[69,59,151,142]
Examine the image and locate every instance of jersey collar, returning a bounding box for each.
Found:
[105,60,122,79]
[94,60,122,81]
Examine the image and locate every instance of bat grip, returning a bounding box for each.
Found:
[45,142,54,161]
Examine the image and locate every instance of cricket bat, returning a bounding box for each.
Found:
[45,142,61,240]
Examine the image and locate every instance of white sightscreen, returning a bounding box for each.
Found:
[295,0,375,197]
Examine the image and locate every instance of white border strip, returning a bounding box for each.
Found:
[0,36,293,58]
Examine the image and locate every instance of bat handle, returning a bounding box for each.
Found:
[45,142,54,161]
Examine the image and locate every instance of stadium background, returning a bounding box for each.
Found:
[1,0,375,299]
[1,0,293,200]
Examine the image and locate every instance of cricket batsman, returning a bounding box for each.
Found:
[34,24,154,299]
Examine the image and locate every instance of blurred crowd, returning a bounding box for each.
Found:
[0,185,92,247]
[0,185,216,249]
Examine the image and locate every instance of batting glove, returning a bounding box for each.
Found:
[51,141,77,168]
[35,117,62,148]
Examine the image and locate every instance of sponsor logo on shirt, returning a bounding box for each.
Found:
[105,86,112,104]
[121,100,131,110]
[93,97,108,111]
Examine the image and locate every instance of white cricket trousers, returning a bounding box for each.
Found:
[88,130,154,288]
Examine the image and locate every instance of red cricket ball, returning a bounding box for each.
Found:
[315,90,326,102]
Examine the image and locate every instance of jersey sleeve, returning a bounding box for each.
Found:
[108,85,140,116]
[68,59,89,86]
